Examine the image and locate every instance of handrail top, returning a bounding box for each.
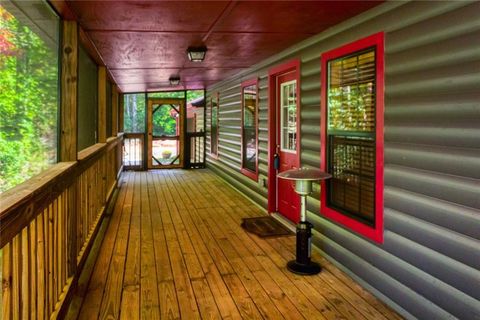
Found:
[0,135,123,225]
[0,162,76,219]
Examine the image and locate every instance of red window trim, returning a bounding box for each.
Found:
[320,32,385,243]
[240,78,259,181]
[210,92,219,158]
[267,59,301,213]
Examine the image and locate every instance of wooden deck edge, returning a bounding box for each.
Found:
[208,166,405,319]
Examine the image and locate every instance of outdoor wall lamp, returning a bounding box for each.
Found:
[169,75,180,86]
[187,46,207,62]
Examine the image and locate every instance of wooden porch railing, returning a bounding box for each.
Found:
[0,135,123,319]
[123,133,144,170]
[185,131,206,168]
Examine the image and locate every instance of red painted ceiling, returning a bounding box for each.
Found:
[65,1,382,93]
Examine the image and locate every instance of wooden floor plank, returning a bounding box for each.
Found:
[119,172,141,320]
[153,173,201,320]
[192,171,380,320]
[147,173,174,282]
[271,236,375,319]
[276,236,393,320]
[191,278,222,320]
[147,173,181,319]
[222,274,263,320]
[161,172,204,280]
[77,172,129,320]
[167,171,243,320]
[158,280,180,320]
[139,172,161,319]
[197,214,286,320]
[74,169,402,320]
[98,173,133,320]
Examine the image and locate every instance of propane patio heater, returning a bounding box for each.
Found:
[277,167,332,275]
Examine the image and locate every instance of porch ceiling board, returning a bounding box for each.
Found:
[62,0,382,93]
[70,170,401,319]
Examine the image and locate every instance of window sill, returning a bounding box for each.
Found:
[241,168,258,182]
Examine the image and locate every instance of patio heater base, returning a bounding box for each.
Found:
[287,220,321,275]
[287,260,321,275]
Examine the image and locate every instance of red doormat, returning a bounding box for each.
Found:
[241,216,294,238]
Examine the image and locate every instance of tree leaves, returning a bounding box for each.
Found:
[0,5,59,193]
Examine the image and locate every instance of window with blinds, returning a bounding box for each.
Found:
[326,48,376,225]
[321,32,384,243]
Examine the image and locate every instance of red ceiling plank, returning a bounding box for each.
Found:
[202,0,238,43]
[64,0,383,91]
[66,1,227,32]
[49,0,77,20]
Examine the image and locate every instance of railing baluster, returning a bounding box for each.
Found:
[29,218,37,320]
[21,227,29,319]
[123,134,144,170]
[0,136,123,318]
[48,202,54,315]
[37,211,45,320]
[12,235,20,320]
[2,243,12,320]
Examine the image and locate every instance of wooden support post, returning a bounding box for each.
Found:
[60,21,78,161]
[98,66,107,143]
[112,85,118,136]
[118,93,124,133]
[61,20,79,281]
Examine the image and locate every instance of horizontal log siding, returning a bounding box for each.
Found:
[206,1,480,319]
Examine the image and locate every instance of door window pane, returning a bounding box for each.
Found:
[280,80,297,152]
[152,141,179,165]
[152,104,178,137]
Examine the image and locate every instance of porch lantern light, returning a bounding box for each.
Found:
[187,46,207,62]
[169,75,180,86]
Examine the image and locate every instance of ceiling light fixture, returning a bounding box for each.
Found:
[187,46,207,62]
[169,75,180,86]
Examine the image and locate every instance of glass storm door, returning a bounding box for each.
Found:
[147,98,185,169]
[276,73,300,223]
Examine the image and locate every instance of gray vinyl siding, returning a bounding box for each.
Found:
[205,1,480,319]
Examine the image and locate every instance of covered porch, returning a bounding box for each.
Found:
[1,1,478,319]
[68,170,400,320]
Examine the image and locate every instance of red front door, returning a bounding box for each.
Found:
[276,72,300,223]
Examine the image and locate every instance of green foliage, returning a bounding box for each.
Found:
[153,105,176,136]
[123,93,146,133]
[124,90,204,134]
[0,5,59,193]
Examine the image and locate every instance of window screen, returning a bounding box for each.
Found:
[327,48,376,225]
[106,80,112,138]
[78,45,98,150]
[0,2,59,192]
[123,93,146,133]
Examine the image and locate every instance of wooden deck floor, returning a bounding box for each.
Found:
[68,169,401,320]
